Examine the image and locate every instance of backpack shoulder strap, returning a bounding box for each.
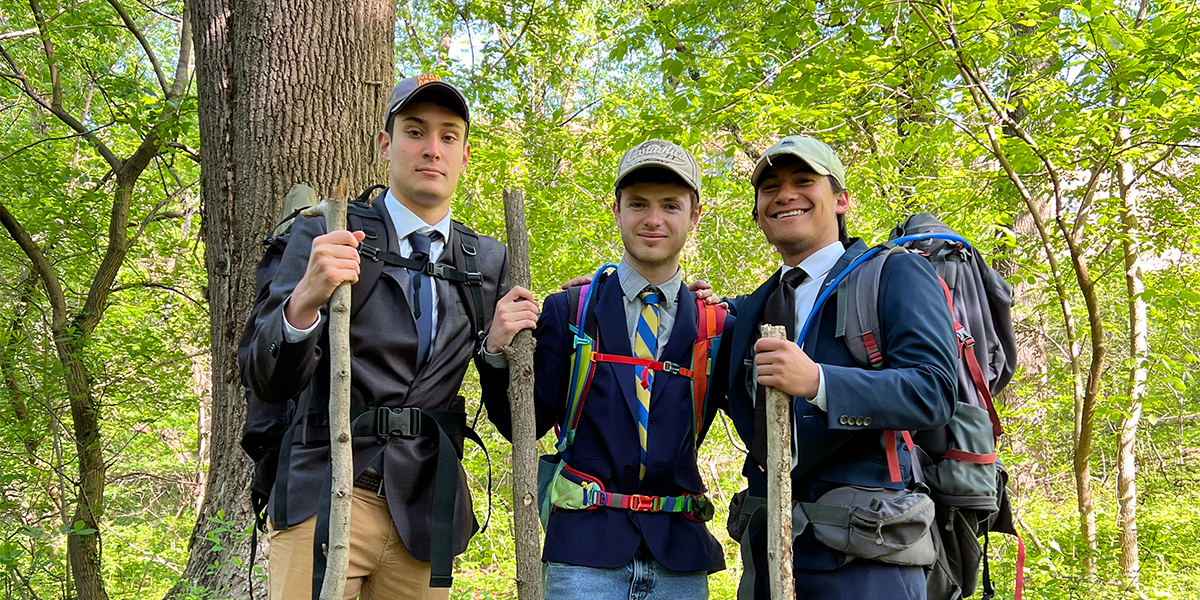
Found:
[347,202,387,321]
[450,220,486,344]
[557,264,616,455]
[689,299,728,446]
[836,244,907,368]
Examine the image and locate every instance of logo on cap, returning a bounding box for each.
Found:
[625,139,692,169]
[416,74,443,86]
[781,140,795,147]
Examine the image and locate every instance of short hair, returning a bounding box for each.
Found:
[752,173,849,243]
[614,167,700,213]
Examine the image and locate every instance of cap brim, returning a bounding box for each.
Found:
[615,162,700,194]
[751,149,831,187]
[388,82,470,126]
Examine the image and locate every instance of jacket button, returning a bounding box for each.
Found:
[864,417,873,426]
[625,464,635,475]
[838,415,849,425]
[269,342,279,357]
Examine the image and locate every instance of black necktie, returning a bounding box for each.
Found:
[752,267,809,466]
[408,231,438,369]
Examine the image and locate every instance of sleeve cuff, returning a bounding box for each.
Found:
[282,296,323,343]
[480,335,509,368]
[806,365,827,412]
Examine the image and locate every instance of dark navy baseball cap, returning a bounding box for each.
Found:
[384,74,469,133]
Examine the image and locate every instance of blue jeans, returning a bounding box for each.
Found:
[544,557,708,600]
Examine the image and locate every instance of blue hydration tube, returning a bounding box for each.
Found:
[793,233,972,346]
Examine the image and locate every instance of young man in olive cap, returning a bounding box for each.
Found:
[244,74,538,599]
[722,135,957,598]
[485,139,733,599]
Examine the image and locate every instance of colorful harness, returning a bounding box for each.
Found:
[545,263,727,521]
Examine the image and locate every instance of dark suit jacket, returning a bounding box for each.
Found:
[244,198,508,561]
[725,239,957,585]
[483,272,733,573]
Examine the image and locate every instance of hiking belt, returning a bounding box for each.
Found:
[274,404,490,598]
[544,470,714,521]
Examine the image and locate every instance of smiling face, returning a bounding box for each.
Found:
[754,155,849,266]
[612,176,700,280]
[377,101,470,221]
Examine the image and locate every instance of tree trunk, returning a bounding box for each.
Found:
[502,188,543,600]
[175,0,393,596]
[761,324,794,600]
[1117,155,1145,591]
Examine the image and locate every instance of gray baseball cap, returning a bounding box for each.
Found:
[615,139,702,196]
[384,74,469,132]
[751,135,845,189]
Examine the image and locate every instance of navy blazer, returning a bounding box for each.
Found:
[484,272,733,573]
[725,240,956,581]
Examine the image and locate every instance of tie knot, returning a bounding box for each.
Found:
[408,231,435,255]
[639,288,661,306]
[781,267,807,289]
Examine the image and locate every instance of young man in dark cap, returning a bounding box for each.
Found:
[722,135,957,599]
[486,139,733,599]
[244,74,537,599]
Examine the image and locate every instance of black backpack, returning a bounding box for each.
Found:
[836,213,1022,599]
[236,184,491,594]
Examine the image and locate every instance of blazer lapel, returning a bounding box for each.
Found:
[593,275,641,429]
[379,205,415,315]
[426,225,465,368]
[650,285,697,408]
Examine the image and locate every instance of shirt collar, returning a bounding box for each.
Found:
[617,260,682,305]
[781,240,844,284]
[383,189,452,241]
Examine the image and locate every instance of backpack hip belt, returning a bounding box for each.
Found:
[546,471,715,521]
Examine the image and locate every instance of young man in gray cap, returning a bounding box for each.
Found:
[484,139,734,598]
[721,135,957,598]
[244,74,538,599]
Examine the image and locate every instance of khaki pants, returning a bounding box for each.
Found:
[267,486,452,600]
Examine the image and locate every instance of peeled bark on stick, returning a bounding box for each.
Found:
[761,324,794,599]
[502,188,543,600]
[301,180,353,600]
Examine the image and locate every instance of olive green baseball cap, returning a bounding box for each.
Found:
[751,135,845,189]
[615,139,702,196]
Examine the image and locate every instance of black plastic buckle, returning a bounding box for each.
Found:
[358,243,381,262]
[423,262,446,279]
[465,271,483,286]
[375,407,422,440]
[661,361,681,375]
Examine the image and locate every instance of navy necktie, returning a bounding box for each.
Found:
[753,267,809,465]
[409,231,436,368]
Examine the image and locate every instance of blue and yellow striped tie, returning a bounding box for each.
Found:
[634,288,660,480]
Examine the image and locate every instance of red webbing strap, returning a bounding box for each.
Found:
[1015,535,1026,600]
[691,300,712,440]
[590,353,694,378]
[961,332,1005,439]
[884,430,902,483]
[900,430,914,450]
[942,448,997,464]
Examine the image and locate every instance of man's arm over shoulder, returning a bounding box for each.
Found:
[821,253,957,431]
[244,215,328,403]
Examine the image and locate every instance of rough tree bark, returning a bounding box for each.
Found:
[761,324,794,600]
[502,188,544,600]
[176,0,393,596]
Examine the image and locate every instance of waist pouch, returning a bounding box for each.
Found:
[808,485,936,567]
[727,486,936,567]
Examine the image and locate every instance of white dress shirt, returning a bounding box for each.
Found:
[282,189,452,341]
[780,240,845,411]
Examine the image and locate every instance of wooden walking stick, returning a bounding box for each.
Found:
[760,324,795,599]
[301,179,353,600]
[501,188,543,600]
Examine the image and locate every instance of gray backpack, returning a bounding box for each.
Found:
[837,213,1023,600]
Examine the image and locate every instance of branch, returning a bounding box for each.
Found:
[0,28,39,42]
[0,124,113,164]
[163,141,199,163]
[27,0,61,107]
[0,201,68,330]
[0,44,123,170]
[168,0,192,99]
[111,282,206,311]
[105,0,170,95]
